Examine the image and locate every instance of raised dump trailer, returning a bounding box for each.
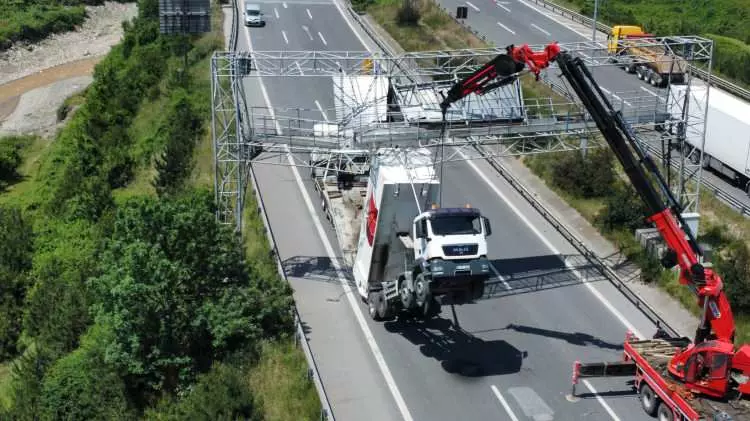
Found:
[311,147,493,320]
[607,25,687,88]
[666,84,750,196]
[573,333,750,421]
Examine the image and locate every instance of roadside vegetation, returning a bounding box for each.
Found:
[0,0,321,418]
[556,0,750,88]
[363,0,750,343]
[0,0,132,50]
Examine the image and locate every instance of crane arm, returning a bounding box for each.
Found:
[553,51,735,345]
[439,43,736,345]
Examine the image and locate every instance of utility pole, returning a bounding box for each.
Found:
[591,0,599,43]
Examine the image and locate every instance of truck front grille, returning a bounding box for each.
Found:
[442,244,478,257]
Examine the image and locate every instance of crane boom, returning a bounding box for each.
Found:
[439,43,750,399]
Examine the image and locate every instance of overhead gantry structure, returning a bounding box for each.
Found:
[211,36,715,231]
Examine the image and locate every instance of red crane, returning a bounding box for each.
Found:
[439,42,750,404]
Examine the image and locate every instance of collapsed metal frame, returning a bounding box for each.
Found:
[211,36,714,231]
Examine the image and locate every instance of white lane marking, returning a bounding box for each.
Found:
[497,21,516,35]
[466,1,479,12]
[496,2,511,13]
[583,380,621,421]
[611,93,633,107]
[517,0,593,40]
[318,31,327,45]
[331,0,372,52]
[490,264,511,290]
[282,1,287,7]
[244,24,414,421]
[282,30,289,44]
[306,7,312,19]
[456,148,644,340]
[531,23,551,36]
[508,386,554,421]
[295,61,304,75]
[302,25,313,40]
[641,86,659,97]
[491,385,520,421]
[274,7,279,18]
[315,99,329,121]
[600,87,611,95]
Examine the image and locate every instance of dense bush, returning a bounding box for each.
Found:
[39,324,135,421]
[153,88,204,197]
[548,148,616,198]
[397,0,421,26]
[0,205,34,360]
[145,362,262,421]
[0,135,32,189]
[595,182,649,233]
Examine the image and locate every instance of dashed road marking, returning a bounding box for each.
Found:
[274,7,279,18]
[491,385,520,421]
[466,1,480,12]
[531,23,551,36]
[497,21,516,35]
[508,386,554,421]
[496,2,511,12]
[315,99,329,121]
[281,30,289,44]
[318,31,327,45]
[306,7,312,18]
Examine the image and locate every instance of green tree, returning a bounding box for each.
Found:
[595,181,649,232]
[715,239,750,314]
[88,190,293,405]
[153,90,202,197]
[39,323,136,421]
[145,362,262,421]
[23,219,101,356]
[0,205,34,360]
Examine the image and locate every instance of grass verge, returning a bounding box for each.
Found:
[249,340,322,421]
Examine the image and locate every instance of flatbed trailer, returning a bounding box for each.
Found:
[573,334,750,421]
[310,150,370,265]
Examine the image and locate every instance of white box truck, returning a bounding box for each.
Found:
[310,147,493,320]
[666,84,750,196]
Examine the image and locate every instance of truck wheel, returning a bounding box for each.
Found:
[656,402,673,421]
[377,295,394,320]
[368,291,384,321]
[414,274,430,307]
[639,383,659,416]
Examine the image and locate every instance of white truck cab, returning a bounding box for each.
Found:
[244,4,265,27]
[413,205,491,264]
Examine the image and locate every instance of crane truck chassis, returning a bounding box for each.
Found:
[309,148,493,321]
[436,41,750,420]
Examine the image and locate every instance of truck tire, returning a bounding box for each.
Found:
[368,291,385,321]
[639,383,659,416]
[656,402,673,421]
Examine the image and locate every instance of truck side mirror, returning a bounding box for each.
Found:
[415,221,425,238]
[483,217,492,236]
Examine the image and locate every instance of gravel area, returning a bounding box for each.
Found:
[0,1,138,138]
[0,76,93,138]
[0,2,138,86]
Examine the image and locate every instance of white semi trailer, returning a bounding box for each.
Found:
[666,84,750,196]
[310,147,493,321]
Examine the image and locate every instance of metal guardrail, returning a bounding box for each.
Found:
[227,0,335,419]
[526,0,750,103]
[474,145,683,338]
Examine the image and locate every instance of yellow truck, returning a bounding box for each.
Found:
[606,25,687,88]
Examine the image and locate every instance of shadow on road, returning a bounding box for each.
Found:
[384,315,527,377]
[484,254,608,299]
[282,255,356,287]
[497,323,624,351]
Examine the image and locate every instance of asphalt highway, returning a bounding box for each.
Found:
[237,1,684,420]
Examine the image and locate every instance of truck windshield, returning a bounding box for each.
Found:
[246,9,259,15]
[430,215,482,236]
